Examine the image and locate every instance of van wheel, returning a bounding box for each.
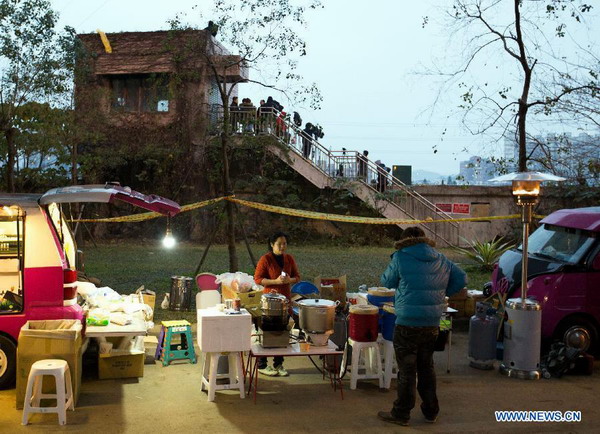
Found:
[0,335,17,389]
[557,317,598,355]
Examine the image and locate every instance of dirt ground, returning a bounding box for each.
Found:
[1,330,598,433]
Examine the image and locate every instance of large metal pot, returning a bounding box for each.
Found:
[261,292,289,317]
[297,299,337,333]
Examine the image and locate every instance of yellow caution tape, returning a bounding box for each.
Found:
[227,197,527,225]
[71,196,228,223]
[71,195,545,225]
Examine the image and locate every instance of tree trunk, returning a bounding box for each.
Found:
[517,100,528,172]
[5,128,16,193]
[514,0,531,173]
[221,131,238,272]
[71,141,78,184]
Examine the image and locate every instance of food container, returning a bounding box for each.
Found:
[367,287,395,307]
[297,299,337,333]
[349,305,379,342]
[381,304,397,341]
[261,292,289,317]
[299,341,311,352]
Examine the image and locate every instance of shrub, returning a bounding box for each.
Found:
[454,237,515,271]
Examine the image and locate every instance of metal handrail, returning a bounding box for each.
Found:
[207,103,459,243]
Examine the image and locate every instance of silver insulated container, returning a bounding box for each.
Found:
[169,276,194,311]
[297,299,336,333]
[261,293,289,318]
[500,298,542,380]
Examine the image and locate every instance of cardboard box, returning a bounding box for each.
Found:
[449,287,468,301]
[465,290,486,317]
[221,283,236,302]
[448,299,466,316]
[315,275,347,306]
[237,289,262,308]
[16,320,83,409]
[98,350,145,379]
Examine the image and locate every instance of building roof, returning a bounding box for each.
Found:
[78,30,210,75]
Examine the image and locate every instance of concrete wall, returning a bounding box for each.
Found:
[413,185,520,243]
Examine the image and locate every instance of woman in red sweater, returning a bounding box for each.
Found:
[254,231,301,376]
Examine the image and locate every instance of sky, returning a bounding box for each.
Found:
[50,0,599,177]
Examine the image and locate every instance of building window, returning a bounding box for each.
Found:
[110,74,170,113]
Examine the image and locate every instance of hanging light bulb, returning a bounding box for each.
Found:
[162,215,176,249]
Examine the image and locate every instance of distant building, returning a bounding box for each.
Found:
[504,132,599,183]
[459,156,498,185]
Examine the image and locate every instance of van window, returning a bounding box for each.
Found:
[527,224,596,264]
[0,205,24,314]
[47,203,76,268]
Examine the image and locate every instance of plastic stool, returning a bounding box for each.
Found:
[200,352,245,401]
[381,338,397,389]
[196,290,221,309]
[22,359,74,426]
[342,338,383,390]
[156,320,197,366]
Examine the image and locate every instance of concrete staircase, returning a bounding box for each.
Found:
[223,106,460,246]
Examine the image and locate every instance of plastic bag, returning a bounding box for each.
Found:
[87,308,110,326]
[216,272,255,293]
[235,272,255,293]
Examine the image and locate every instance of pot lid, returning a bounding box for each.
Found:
[262,292,287,301]
[368,287,395,297]
[349,305,379,314]
[297,298,336,307]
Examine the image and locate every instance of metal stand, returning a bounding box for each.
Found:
[500,197,541,380]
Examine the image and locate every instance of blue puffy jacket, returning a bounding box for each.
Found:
[380,237,467,327]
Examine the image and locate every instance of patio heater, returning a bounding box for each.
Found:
[489,172,564,380]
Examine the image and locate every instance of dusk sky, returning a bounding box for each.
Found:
[52,0,599,176]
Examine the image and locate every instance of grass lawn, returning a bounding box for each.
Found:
[84,241,491,324]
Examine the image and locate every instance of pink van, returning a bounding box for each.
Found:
[490,207,600,354]
[0,184,179,388]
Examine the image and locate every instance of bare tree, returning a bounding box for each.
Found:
[170,0,322,271]
[429,0,595,172]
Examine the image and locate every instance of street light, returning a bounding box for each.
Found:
[489,171,564,380]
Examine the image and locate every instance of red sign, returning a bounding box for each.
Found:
[435,203,452,213]
[452,203,471,215]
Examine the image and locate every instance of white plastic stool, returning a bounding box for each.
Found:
[200,352,245,401]
[22,359,74,426]
[381,339,398,389]
[342,338,384,390]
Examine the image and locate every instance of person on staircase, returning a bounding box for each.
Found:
[358,150,369,181]
[302,123,314,159]
[230,96,240,133]
[254,232,301,377]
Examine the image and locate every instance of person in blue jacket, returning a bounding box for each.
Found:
[378,226,466,426]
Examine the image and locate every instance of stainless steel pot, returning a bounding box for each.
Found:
[261,292,289,317]
[297,299,337,333]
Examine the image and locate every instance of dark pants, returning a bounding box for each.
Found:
[258,356,284,369]
[392,325,439,421]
